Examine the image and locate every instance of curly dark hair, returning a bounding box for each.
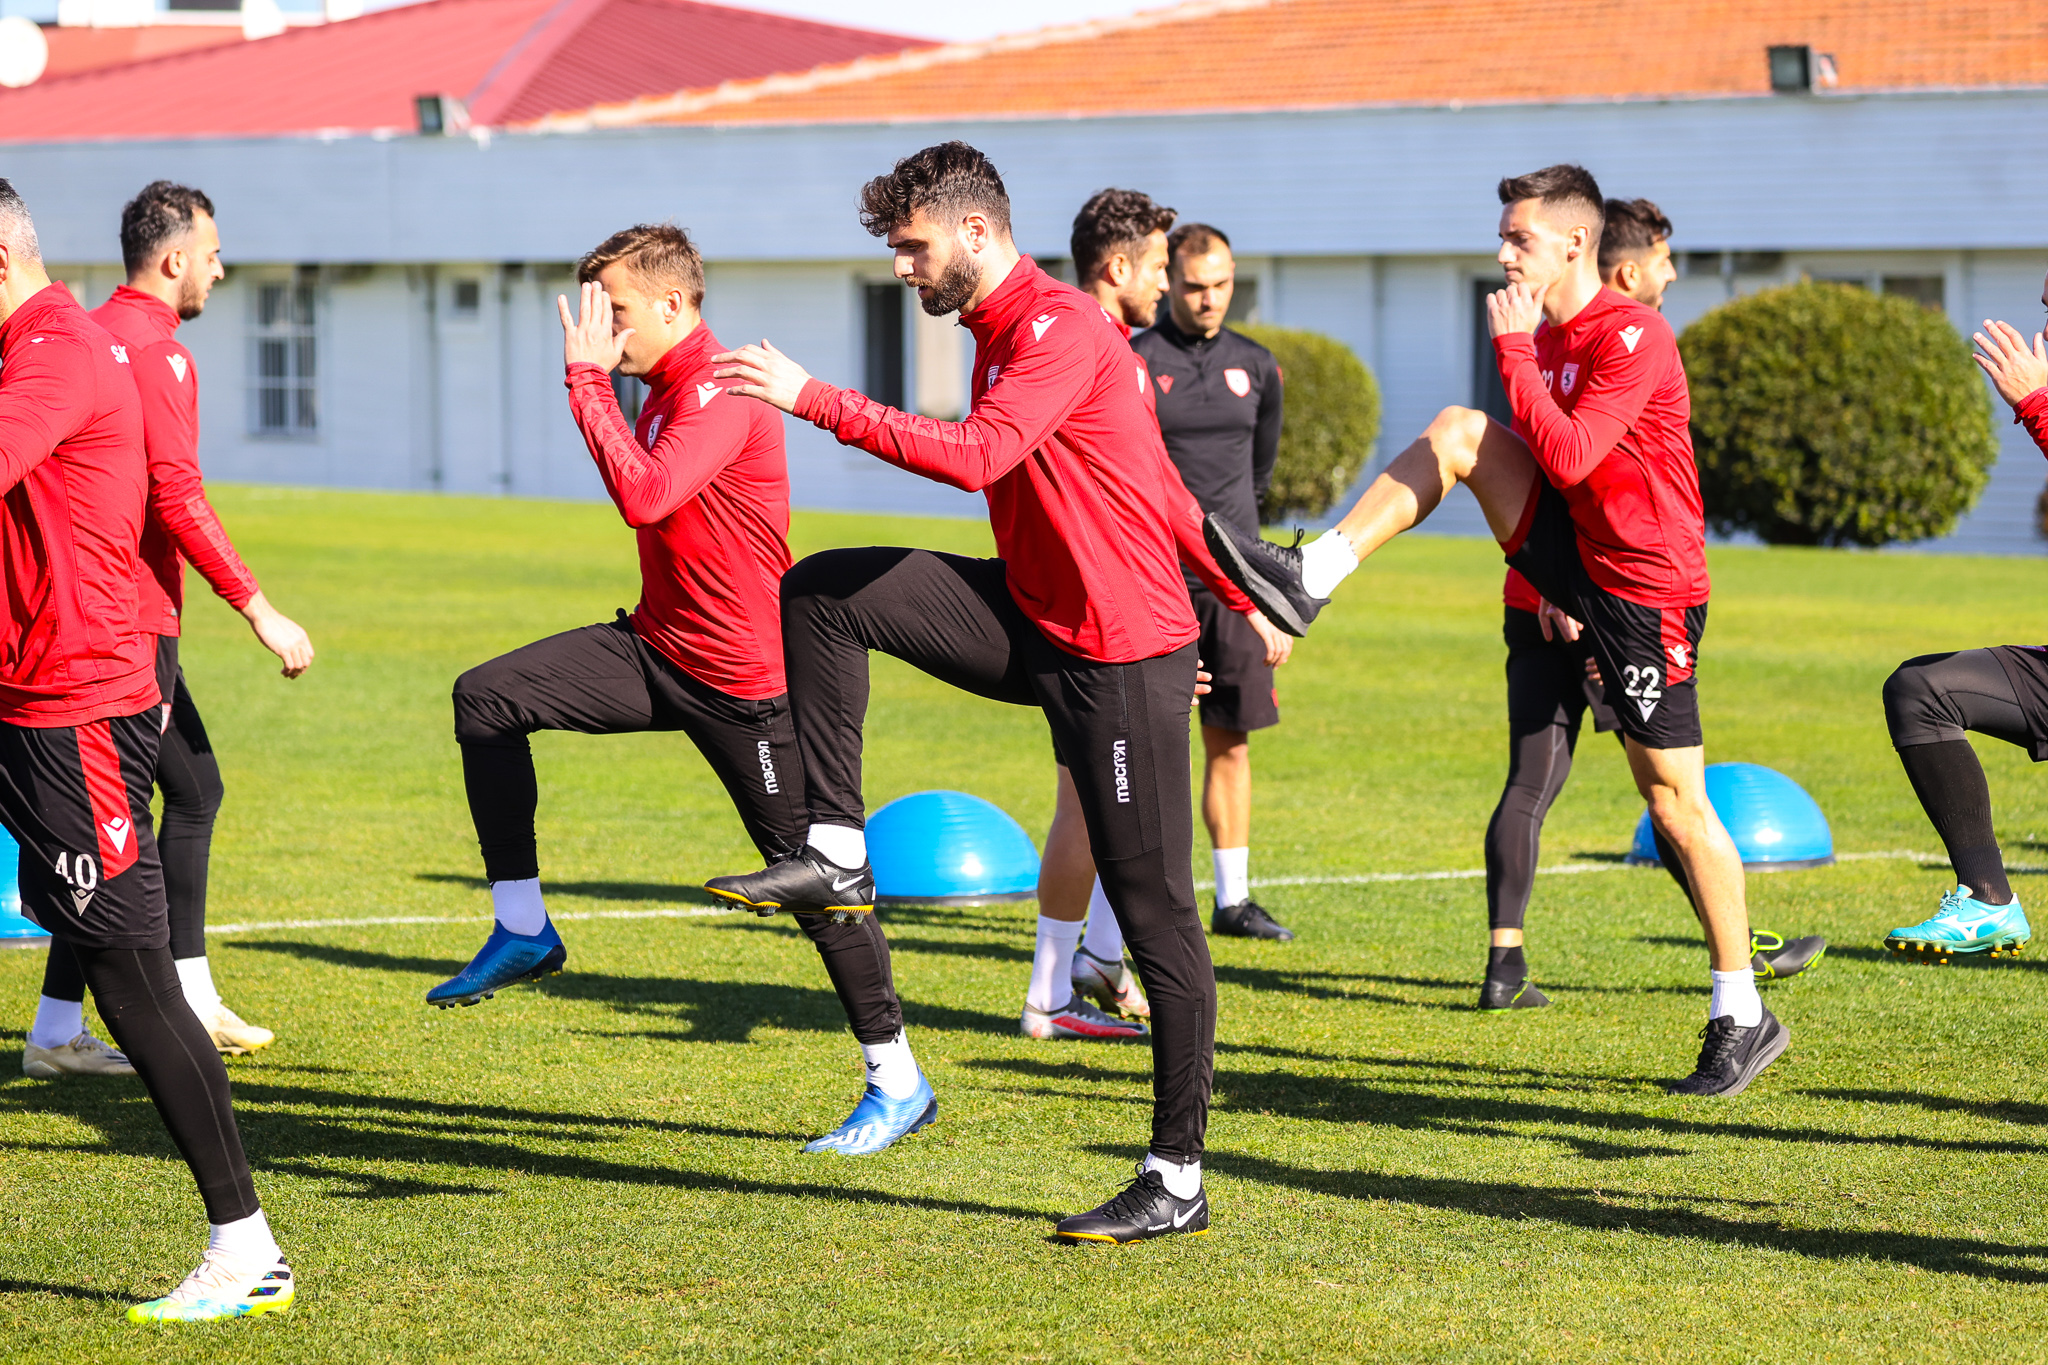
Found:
[120,181,214,276]
[1069,188,1175,283]
[858,141,1011,239]
[1597,197,1673,275]
[1497,163,1604,249]
[578,222,704,308]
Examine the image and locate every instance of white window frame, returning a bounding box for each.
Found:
[247,268,321,441]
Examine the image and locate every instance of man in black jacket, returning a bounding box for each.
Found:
[1133,223,1291,940]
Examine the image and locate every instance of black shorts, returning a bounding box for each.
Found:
[1989,645,2048,761]
[1503,606,1618,734]
[0,710,165,949]
[1503,480,1706,750]
[1188,579,1278,733]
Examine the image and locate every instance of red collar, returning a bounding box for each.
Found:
[959,256,1046,345]
[0,282,77,345]
[643,321,716,395]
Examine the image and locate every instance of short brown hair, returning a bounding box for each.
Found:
[578,223,704,308]
[858,141,1011,239]
[1069,188,1175,283]
[1597,197,1673,275]
[1497,164,1604,250]
[1167,222,1231,266]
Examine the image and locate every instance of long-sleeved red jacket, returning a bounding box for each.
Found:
[1494,288,1709,610]
[795,259,1220,664]
[565,323,791,700]
[89,285,260,637]
[2017,386,2048,461]
[0,284,158,726]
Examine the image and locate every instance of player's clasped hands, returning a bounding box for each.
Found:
[557,281,632,373]
[1485,281,1548,338]
[1972,318,2048,409]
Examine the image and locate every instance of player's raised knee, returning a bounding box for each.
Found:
[1425,406,1491,472]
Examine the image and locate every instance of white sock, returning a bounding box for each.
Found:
[175,955,222,1016]
[1709,967,1763,1027]
[807,823,867,869]
[1298,528,1359,599]
[859,1029,920,1100]
[491,877,549,936]
[1080,877,1124,961]
[28,995,83,1050]
[1142,1152,1203,1199]
[1213,846,1251,908]
[1027,915,1085,1012]
[207,1208,281,1269]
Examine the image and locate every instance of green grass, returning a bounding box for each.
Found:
[4,486,2048,1363]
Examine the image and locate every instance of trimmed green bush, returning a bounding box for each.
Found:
[1681,280,1997,546]
[1237,324,1381,522]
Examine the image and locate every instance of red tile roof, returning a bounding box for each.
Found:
[0,0,923,143]
[41,24,245,81]
[536,0,2048,130]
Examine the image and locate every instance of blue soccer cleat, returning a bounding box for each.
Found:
[803,1072,937,1155]
[426,919,567,1008]
[1885,886,2031,964]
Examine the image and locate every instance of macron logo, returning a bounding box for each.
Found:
[697,382,720,408]
[1669,642,1691,670]
[1619,325,1644,353]
[167,354,188,383]
[101,816,130,855]
[1030,313,1057,341]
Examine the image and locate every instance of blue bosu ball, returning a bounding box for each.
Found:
[867,790,1040,906]
[0,823,45,948]
[1627,762,1834,871]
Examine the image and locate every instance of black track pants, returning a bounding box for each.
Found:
[451,616,903,1044]
[781,547,1214,1161]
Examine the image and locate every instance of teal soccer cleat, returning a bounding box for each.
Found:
[426,919,566,1007]
[1885,887,2031,964]
[803,1072,937,1155]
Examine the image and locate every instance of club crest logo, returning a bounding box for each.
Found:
[167,354,188,383]
[644,415,663,447]
[986,365,1001,389]
[1560,362,1580,395]
[1156,374,1174,395]
[1224,367,1251,398]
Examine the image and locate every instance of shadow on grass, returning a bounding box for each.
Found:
[0,1279,130,1303]
[1206,1151,2048,1282]
[1801,1088,2048,1127]
[1820,942,2048,973]
[232,939,469,978]
[414,873,723,907]
[883,935,1033,965]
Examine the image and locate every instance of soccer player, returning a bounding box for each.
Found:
[1133,222,1292,941]
[0,178,294,1321]
[1206,165,1791,1097]
[1877,270,2048,961]
[1479,198,1824,1011]
[708,143,1250,1239]
[24,182,316,1078]
[428,225,921,1155]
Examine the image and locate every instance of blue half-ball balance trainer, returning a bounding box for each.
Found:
[1627,762,1834,871]
[866,790,1040,906]
[0,823,47,948]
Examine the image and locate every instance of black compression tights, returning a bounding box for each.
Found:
[1882,650,2028,905]
[69,943,260,1223]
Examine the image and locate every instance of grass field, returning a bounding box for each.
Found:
[4,486,2048,1363]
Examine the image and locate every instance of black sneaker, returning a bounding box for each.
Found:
[1668,1006,1789,1097]
[1751,931,1827,981]
[1055,1166,1208,1245]
[704,847,875,917]
[1212,899,1293,941]
[1201,512,1329,637]
[1477,975,1551,1011]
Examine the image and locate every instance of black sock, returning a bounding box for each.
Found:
[1898,740,2014,904]
[1486,945,1527,979]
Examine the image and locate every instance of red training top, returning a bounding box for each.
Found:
[89,286,261,636]
[795,258,1226,663]
[1494,288,1709,609]
[2018,386,2048,461]
[565,323,791,700]
[0,284,158,726]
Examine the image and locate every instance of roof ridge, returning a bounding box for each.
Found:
[464,0,609,120]
[523,0,1275,131]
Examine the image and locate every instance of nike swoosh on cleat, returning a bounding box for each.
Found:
[1173,1201,1204,1228]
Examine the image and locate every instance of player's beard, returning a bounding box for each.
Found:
[1119,284,1160,329]
[175,270,208,321]
[911,251,980,317]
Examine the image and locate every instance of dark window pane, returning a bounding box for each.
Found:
[612,373,646,423]
[1882,275,1945,311]
[295,387,317,430]
[258,284,285,327]
[259,339,288,379]
[862,282,905,409]
[295,337,316,380]
[260,387,287,431]
[293,285,316,326]
[1471,279,1514,427]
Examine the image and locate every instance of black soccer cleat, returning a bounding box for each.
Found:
[1750,931,1827,981]
[704,847,876,917]
[1668,1006,1790,1097]
[1055,1167,1209,1245]
[1477,975,1551,1011]
[1212,899,1294,941]
[1201,513,1329,637]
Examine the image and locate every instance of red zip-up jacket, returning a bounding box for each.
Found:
[796,259,1222,663]
[2018,387,2048,461]
[0,284,158,726]
[566,323,791,700]
[89,286,260,637]
[1494,288,1709,610]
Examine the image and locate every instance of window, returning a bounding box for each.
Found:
[1882,275,1945,311]
[1223,277,1258,326]
[1470,280,1513,427]
[612,373,647,424]
[249,273,317,438]
[451,278,481,318]
[862,281,905,408]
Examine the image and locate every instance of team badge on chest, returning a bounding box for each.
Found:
[1224,367,1251,397]
[1560,362,1580,395]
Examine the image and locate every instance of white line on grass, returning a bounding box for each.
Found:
[197,851,1958,936]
